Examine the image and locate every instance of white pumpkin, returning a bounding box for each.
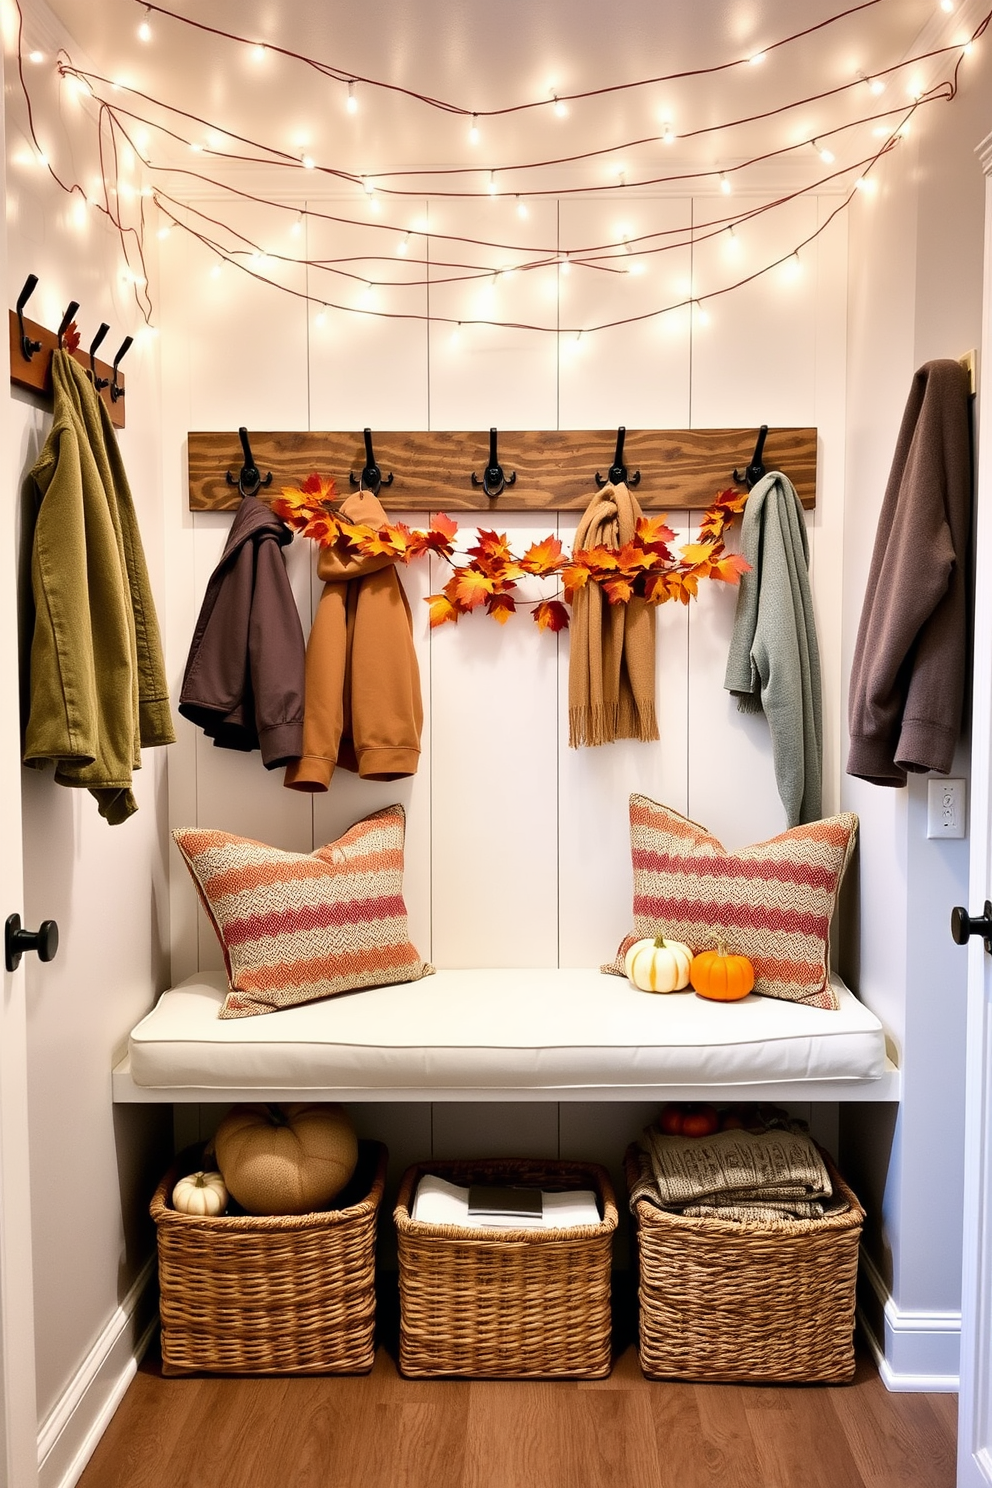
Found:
[624,934,693,993]
[172,1170,228,1217]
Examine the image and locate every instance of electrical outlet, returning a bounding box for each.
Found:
[927,777,966,839]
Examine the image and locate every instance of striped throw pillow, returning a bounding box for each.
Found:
[604,796,858,1010]
[173,805,432,1019]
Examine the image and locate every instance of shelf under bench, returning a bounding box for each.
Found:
[112,968,900,1105]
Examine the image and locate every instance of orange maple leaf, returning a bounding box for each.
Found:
[302,513,342,545]
[533,599,569,632]
[62,322,81,353]
[635,515,676,548]
[425,594,460,628]
[603,576,635,604]
[519,534,566,576]
[561,564,591,602]
[577,544,620,573]
[710,552,751,583]
[643,572,673,605]
[614,541,657,573]
[431,512,458,540]
[407,512,459,561]
[356,523,413,560]
[487,593,517,624]
[679,541,717,566]
[453,567,495,610]
[468,529,514,563]
[300,472,337,501]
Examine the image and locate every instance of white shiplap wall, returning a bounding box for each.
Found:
[160,188,848,1202]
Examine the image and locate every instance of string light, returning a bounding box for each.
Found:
[252,44,266,61]
[560,254,571,275]
[941,0,954,11]
[553,95,568,117]
[397,231,410,254]
[469,114,479,143]
[302,154,315,169]
[720,173,731,193]
[290,212,303,235]
[156,223,170,239]
[28,49,43,63]
[315,305,327,325]
[15,0,991,343]
[138,19,152,43]
[346,80,357,113]
[661,122,676,144]
[812,139,835,164]
[749,51,767,65]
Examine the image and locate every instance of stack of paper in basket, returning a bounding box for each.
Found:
[630,1113,850,1224]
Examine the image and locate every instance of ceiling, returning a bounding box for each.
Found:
[37,0,955,194]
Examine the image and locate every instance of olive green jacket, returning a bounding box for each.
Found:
[23,351,173,823]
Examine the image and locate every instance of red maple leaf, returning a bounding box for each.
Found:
[533,599,569,632]
[487,593,517,624]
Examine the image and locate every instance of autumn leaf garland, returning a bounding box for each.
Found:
[270,473,751,632]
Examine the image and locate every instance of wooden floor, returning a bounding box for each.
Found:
[79,1307,957,1488]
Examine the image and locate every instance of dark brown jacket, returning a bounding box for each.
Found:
[847,360,972,785]
[179,495,305,766]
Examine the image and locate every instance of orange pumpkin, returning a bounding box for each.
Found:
[689,939,755,1002]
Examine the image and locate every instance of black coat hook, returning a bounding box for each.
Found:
[225,426,273,498]
[16,274,42,362]
[733,425,769,490]
[88,323,110,391]
[349,428,394,497]
[110,336,133,403]
[56,300,81,350]
[471,428,516,498]
[595,426,640,489]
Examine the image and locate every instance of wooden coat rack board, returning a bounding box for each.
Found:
[187,427,817,513]
[8,310,128,430]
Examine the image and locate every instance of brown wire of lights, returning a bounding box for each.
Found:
[133,0,887,118]
[13,0,990,333]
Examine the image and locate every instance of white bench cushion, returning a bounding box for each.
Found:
[126,968,889,1094]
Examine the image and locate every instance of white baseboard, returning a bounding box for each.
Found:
[37,1255,158,1488]
[858,1249,960,1392]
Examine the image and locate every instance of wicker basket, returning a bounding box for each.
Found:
[624,1142,864,1383]
[394,1156,617,1379]
[151,1139,387,1376]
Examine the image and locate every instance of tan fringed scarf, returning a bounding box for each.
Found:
[568,481,659,748]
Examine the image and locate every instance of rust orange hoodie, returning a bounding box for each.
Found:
[284,489,423,790]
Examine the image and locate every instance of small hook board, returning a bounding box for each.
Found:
[187,427,817,513]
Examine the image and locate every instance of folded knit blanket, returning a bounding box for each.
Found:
[632,1126,842,1223]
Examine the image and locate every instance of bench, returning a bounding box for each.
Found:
[112,968,899,1104]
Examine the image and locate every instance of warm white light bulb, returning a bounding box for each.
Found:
[397,232,410,255]
[856,175,877,194]
[695,302,711,326]
[553,96,568,117]
[29,49,44,63]
[157,224,171,240]
[869,76,885,94]
[488,171,497,196]
[662,123,675,145]
[469,114,479,144]
[189,141,202,153]
[720,173,731,194]
[347,81,358,113]
[210,262,222,278]
[315,307,327,327]
[516,195,528,218]
[302,155,315,170]
[560,255,571,276]
[963,40,974,55]
[290,214,303,236]
[814,140,835,164]
[363,176,374,195]
[138,20,152,42]
[941,0,954,11]
[253,44,266,61]
[749,51,766,65]
[451,323,461,346]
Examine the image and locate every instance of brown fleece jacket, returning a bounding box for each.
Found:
[284,489,423,791]
[847,359,972,786]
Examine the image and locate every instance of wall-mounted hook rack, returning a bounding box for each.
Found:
[88,323,110,391]
[224,426,273,498]
[349,427,394,497]
[187,427,818,514]
[8,275,127,426]
[110,337,133,404]
[471,428,516,498]
[595,426,641,490]
[15,275,42,362]
[733,425,769,490]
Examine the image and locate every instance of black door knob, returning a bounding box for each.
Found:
[950,901,992,953]
[5,914,59,973]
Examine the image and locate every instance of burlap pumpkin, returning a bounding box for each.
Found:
[214,1102,358,1215]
